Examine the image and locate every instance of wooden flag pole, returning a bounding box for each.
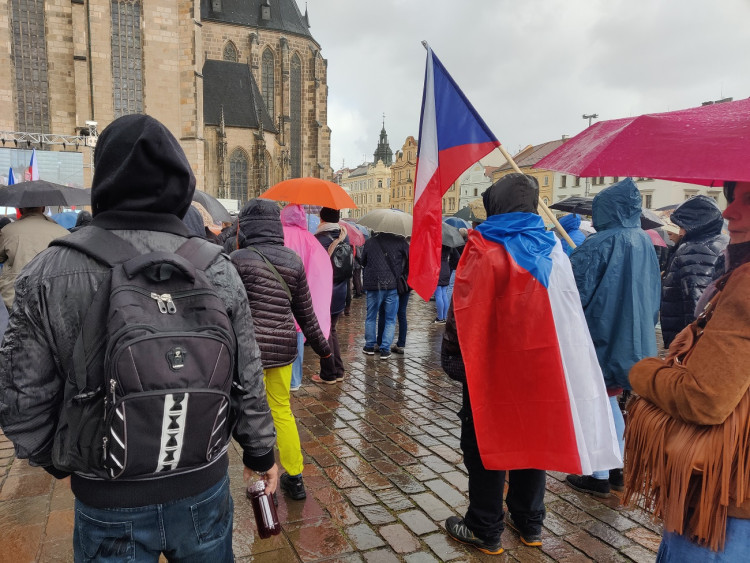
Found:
[496,144,577,249]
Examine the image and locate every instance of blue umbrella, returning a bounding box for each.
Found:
[306,213,320,233]
[443,216,470,229]
[51,210,79,229]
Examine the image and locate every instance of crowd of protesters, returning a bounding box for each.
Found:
[0,114,746,562]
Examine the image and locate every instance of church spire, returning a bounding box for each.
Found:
[373,113,393,166]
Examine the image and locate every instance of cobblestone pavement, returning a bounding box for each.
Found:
[0,295,661,562]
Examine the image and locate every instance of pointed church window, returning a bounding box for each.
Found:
[262,49,274,118]
[223,42,238,62]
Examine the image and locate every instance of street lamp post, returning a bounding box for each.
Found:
[582,113,598,196]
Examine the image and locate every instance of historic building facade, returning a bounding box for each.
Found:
[0,0,332,199]
[390,136,416,213]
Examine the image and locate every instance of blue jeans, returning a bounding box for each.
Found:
[592,396,625,479]
[74,475,233,562]
[291,331,305,389]
[657,517,750,562]
[365,289,398,353]
[378,291,410,348]
[435,285,449,321]
[446,270,456,303]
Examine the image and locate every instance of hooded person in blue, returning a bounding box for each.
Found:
[566,178,660,498]
[557,213,586,256]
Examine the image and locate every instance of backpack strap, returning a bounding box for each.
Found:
[175,237,223,271]
[247,246,292,302]
[50,226,140,266]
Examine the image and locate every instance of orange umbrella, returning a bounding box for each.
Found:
[260,177,356,210]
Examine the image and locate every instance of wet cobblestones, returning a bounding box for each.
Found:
[0,295,660,562]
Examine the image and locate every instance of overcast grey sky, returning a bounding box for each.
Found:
[302,0,750,172]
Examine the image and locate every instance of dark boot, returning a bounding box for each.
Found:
[565,474,610,498]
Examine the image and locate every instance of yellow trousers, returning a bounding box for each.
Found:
[263,364,304,476]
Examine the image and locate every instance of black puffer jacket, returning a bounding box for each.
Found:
[315,225,350,314]
[660,195,729,346]
[361,233,409,291]
[231,200,330,368]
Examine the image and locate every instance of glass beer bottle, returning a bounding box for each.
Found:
[246,480,281,539]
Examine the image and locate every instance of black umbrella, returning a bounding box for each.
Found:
[0,180,90,207]
[442,222,465,248]
[192,189,232,224]
[549,196,664,230]
[453,204,484,224]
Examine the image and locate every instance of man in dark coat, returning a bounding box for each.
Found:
[231,198,332,501]
[360,231,409,358]
[0,114,277,560]
[314,207,351,382]
[660,195,728,347]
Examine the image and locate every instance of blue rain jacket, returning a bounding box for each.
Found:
[569,178,660,390]
[558,213,586,256]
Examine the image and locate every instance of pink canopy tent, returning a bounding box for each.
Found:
[537,98,750,186]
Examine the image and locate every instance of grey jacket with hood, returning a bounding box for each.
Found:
[0,115,276,508]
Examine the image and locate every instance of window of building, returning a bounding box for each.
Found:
[543,176,549,186]
[598,176,605,184]
[290,54,302,178]
[111,0,144,118]
[543,197,549,205]
[574,176,581,187]
[223,41,238,62]
[378,179,382,188]
[561,175,567,188]
[261,49,274,118]
[11,0,50,133]
[474,188,478,196]
[377,194,381,203]
[643,194,652,209]
[229,149,249,203]
[612,176,619,183]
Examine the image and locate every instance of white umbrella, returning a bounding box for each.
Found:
[357,209,413,237]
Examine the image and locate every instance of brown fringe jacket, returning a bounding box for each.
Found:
[625,259,750,550]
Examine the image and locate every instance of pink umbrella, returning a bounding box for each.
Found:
[537,98,750,186]
[341,221,365,248]
[645,229,667,247]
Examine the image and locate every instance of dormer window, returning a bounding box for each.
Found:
[261,0,271,21]
[211,0,221,12]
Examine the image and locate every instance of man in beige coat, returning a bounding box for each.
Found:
[0,207,69,308]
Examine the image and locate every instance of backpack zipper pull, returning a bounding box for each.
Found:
[162,294,177,314]
[151,292,168,313]
[110,379,117,404]
[102,436,109,463]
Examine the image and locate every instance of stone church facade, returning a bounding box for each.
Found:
[0,0,332,200]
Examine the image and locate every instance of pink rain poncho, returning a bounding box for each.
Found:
[281,204,332,338]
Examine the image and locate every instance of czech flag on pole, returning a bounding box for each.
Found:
[24,148,39,182]
[409,44,500,300]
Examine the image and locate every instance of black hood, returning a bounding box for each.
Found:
[182,206,206,238]
[671,195,724,240]
[483,173,539,217]
[91,114,195,219]
[237,199,284,247]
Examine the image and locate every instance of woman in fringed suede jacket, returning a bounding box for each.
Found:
[624,180,750,561]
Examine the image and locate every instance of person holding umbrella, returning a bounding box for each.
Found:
[0,206,69,309]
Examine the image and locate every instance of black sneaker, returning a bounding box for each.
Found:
[609,468,624,492]
[379,350,392,360]
[566,474,611,498]
[280,473,307,500]
[505,515,542,547]
[391,345,405,354]
[362,346,376,355]
[445,516,503,555]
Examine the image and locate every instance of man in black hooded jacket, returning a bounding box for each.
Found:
[660,195,728,347]
[0,115,277,561]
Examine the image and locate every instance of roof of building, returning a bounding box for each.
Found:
[201,0,313,41]
[498,139,566,171]
[202,60,277,132]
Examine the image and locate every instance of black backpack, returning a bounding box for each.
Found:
[50,227,236,480]
[327,228,354,283]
